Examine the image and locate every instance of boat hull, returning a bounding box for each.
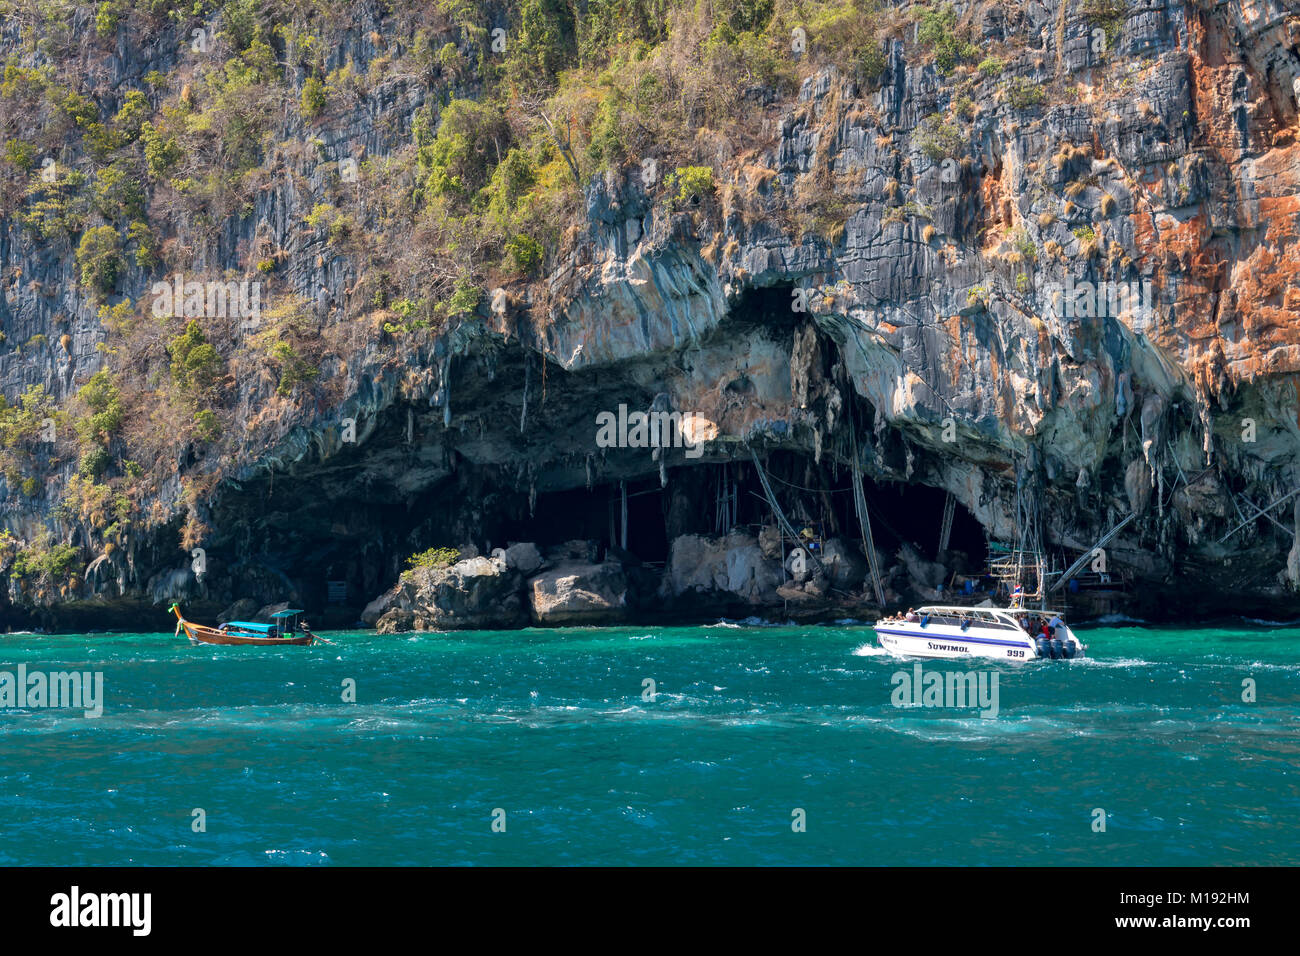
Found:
[874,623,1082,662]
[181,622,315,646]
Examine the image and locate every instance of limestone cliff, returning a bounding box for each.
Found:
[2,0,1299,629]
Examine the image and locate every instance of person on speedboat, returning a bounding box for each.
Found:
[1047,613,1064,640]
[905,608,919,622]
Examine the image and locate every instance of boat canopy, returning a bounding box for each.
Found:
[222,621,278,632]
[915,605,1066,617]
[910,606,1069,629]
[271,609,304,618]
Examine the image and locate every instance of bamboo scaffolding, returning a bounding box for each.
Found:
[938,491,955,555]
[1049,512,1136,593]
[1220,490,1298,542]
[749,448,829,578]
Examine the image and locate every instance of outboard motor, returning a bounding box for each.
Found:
[1049,638,1064,659]
[1060,639,1076,660]
[1035,637,1050,658]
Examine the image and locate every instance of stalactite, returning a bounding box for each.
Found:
[442,356,452,428]
[520,355,530,433]
[1200,402,1214,463]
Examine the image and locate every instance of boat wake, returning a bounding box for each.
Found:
[1072,655,1154,668]
[851,642,890,657]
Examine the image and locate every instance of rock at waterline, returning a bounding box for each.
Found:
[374,554,526,632]
[527,561,628,626]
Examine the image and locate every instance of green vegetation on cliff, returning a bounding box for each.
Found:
[0,0,1102,608]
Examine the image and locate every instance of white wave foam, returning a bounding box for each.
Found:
[1074,655,1155,668]
[851,642,889,656]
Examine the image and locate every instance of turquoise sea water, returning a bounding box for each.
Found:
[0,621,1296,866]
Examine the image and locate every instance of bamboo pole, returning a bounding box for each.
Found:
[1226,491,1297,540]
[748,448,828,578]
[1217,489,1299,543]
[938,491,955,555]
[1050,512,1136,593]
[846,406,886,606]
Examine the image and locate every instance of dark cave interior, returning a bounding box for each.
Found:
[202,442,989,623]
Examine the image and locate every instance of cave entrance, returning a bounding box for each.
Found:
[490,478,671,563]
[699,452,987,573]
[861,482,986,570]
[479,455,988,577]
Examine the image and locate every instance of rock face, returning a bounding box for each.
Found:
[3,3,1300,628]
[219,598,258,623]
[365,535,893,631]
[374,555,526,633]
[527,561,628,626]
[359,588,398,628]
[819,539,869,590]
[663,532,785,607]
[896,544,947,594]
[504,543,544,577]
[369,551,631,630]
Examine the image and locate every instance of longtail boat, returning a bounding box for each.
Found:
[170,603,317,646]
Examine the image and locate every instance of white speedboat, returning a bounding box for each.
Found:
[874,606,1085,662]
